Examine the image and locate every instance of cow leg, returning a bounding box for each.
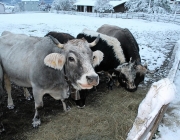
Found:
[61,99,71,112]
[0,122,5,134]
[4,73,14,109]
[32,88,44,128]
[76,90,87,108]
[23,88,32,100]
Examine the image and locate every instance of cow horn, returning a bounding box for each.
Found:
[48,35,64,49]
[143,62,148,69]
[129,57,132,63]
[115,63,128,71]
[89,34,100,47]
[130,61,135,68]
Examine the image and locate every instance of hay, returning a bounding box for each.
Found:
[23,86,148,140]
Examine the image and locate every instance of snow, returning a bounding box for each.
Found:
[74,0,129,7]
[73,0,96,6]
[155,41,180,140]
[109,0,129,7]
[0,12,180,139]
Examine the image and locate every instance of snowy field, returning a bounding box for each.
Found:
[0,12,180,139]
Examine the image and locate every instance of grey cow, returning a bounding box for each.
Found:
[0,31,103,129]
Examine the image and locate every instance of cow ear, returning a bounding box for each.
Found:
[44,53,65,70]
[115,65,123,71]
[82,37,86,41]
[92,50,104,67]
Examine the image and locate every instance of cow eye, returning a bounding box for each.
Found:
[68,57,75,62]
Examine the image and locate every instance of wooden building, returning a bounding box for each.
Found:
[109,0,128,13]
[74,0,129,13]
[73,0,96,12]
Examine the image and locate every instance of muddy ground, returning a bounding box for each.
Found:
[0,44,174,140]
[0,84,149,140]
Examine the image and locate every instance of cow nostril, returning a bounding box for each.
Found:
[86,76,98,83]
[86,76,92,81]
[87,76,93,84]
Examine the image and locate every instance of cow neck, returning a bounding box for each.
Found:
[63,65,80,100]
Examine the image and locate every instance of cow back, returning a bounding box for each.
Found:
[45,31,75,44]
[77,32,124,72]
[97,24,141,64]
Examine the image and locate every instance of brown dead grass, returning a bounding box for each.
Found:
[22,86,148,140]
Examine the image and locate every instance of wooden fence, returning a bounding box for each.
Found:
[115,12,180,25]
[127,41,180,140]
[56,11,180,25]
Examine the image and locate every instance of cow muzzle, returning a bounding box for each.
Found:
[126,82,136,90]
[86,75,99,86]
[77,73,99,89]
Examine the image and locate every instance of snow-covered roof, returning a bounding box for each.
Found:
[5,5,15,8]
[74,0,129,7]
[21,0,39,1]
[109,0,129,7]
[73,0,96,6]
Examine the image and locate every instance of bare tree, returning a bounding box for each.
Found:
[52,0,76,11]
[125,0,172,13]
[95,0,114,13]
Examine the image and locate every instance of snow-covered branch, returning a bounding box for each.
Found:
[125,0,172,14]
[94,0,114,13]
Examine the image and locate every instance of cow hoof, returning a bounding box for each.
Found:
[26,95,33,100]
[66,106,71,111]
[77,105,85,109]
[32,119,41,128]
[7,105,15,109]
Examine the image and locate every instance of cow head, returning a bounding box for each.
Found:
[115,60,147,92]
[97,71,112,84]
[44,35,104,90]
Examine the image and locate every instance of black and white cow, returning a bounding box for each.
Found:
[0,31,103,130]
[77,26,147,92]
[96,24,147,90]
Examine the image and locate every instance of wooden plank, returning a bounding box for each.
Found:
[148,104,169,140]
[137,104,169,140]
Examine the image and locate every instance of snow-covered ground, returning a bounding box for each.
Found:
[156,70,180,139]
[0,12,180,139]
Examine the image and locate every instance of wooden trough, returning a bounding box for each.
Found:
[127,41,180,140]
